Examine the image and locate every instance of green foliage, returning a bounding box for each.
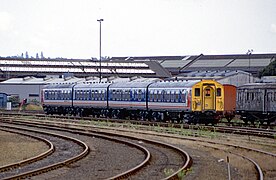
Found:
[8,96,20,107]
[259,60,276,77]
[178,168,192,179]
[164,168,174,177]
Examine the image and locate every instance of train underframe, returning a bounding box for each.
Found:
[238,111,276,125]
[43,105,222,125]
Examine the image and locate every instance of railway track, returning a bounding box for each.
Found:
[0,124,89,179]
[1,111,275,138]
[1,112,275,178]
[4,114,275,179]
[0,117,192,179]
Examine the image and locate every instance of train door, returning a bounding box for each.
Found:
[203,85,215,110]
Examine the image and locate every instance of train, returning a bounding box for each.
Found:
[41,79,236,125]
[236,82,276,125]
[42,78,276,125]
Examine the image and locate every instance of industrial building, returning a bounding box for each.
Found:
[0,53,275,106]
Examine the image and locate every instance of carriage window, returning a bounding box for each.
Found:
[138,89,142,101]
[153,91,157,102]
[149,90,153,102]
[195,88,200,96]
[175,91,179,102]
[157,91,161,102]
[180,90,187,103]
[251,93,254,101]
[216,88,221,96]
[124,90,130,101]
[267,92,273,102]
[170,91,175,102]
[91,90,94,100]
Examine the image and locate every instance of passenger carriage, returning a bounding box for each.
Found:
[236,83,276,125]
[107,81,150,119]
[73,82,112,117]
[41,84,75,115]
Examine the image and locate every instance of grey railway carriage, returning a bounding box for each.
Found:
[236,83,276,125]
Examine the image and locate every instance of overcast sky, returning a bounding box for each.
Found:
[1,0,276,59]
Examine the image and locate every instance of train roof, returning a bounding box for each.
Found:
[43,83,75,89]
[149,80,201,88]
[238,82,276,89]
[74,82,112,88]
[109,81,152,88]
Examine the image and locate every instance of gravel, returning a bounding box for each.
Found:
[0,130,48,166]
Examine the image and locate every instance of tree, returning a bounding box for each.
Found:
[41,51,44,59]
[25,51,29,59]
[259,59,276,77]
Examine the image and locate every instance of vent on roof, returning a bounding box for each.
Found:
[23,76,33,81]
[43,77,52,81]
[107,76,119,81]
[85,76,98,81]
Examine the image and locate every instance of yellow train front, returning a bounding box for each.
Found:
[188,79,224,124]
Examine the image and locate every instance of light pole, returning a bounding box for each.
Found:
[247,49,253,83]
[97,19,104,82]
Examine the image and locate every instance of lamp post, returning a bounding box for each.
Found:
[97,19,104,82]
[247,49,253,83]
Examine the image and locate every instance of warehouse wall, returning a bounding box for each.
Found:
[0,84,44,103]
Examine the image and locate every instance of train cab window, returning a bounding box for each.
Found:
[195,88,200,97]
[205,89,210,97]
[216,88,221,96]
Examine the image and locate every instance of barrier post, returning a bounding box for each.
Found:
[227,156,231,180]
